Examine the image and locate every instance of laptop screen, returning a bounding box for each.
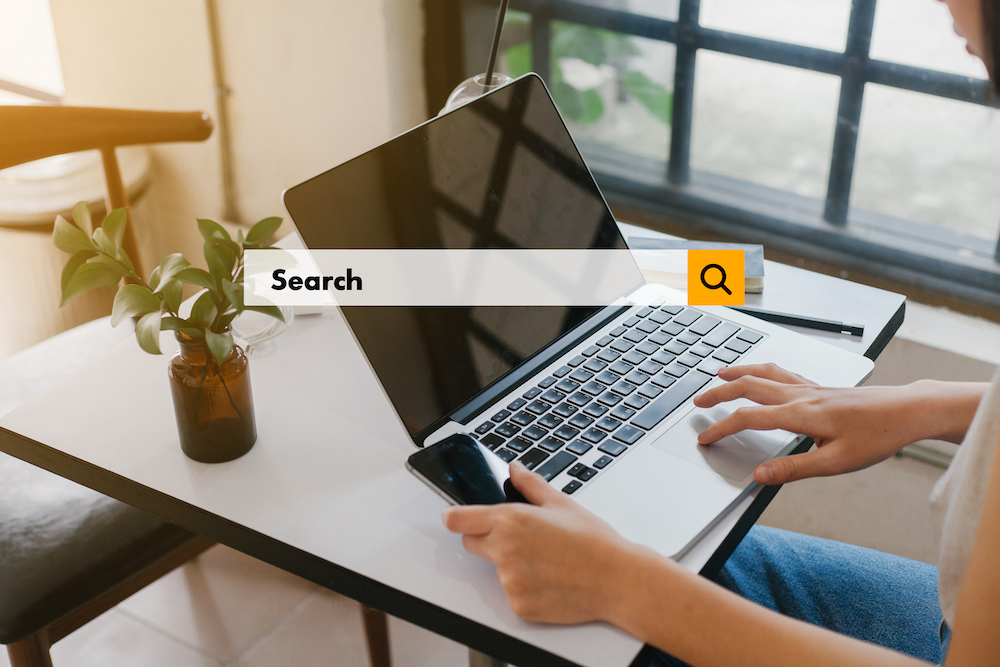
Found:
[283,75,640,443]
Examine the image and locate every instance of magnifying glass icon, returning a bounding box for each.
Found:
[700,264,732,295]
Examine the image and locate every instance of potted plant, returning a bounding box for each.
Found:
[53,202,284,463]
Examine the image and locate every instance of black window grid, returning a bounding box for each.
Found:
[504,0,1000,307]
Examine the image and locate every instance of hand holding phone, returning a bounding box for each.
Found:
[407,433,527,505]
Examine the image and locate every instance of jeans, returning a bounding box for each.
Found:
[640,526,946,666]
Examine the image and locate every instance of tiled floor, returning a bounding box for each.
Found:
[1,546,469,667]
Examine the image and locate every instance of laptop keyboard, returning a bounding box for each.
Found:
[470,305,764,494]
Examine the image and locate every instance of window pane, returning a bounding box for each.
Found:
[0,0,63,96]
[870,0,988,78]
[700,0,851,52]
[691,52,840,198]
[571,0,679,21]
[852,84,1000,240]
[500,17,674,161]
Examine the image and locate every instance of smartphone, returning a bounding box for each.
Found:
[406,433,526,505]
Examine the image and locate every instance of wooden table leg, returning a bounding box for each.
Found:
[469,647,506,667]
[361,605,391,667]
[7,631,54,667]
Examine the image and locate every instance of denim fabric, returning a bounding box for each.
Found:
[641,526,945,666]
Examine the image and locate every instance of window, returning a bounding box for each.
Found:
[438,0,1000,308]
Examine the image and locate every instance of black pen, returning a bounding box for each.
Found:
[730,305,865,337]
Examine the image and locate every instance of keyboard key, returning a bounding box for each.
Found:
[613,425,645,445]
[698,358,728,376]
[511,410,535,426]
[491,409,512,422]
[624,394,650,410]
[611,381,637,396]
[539,376,557,388]
[538,414,563,429]
[582,381,605,396]
[597,349,621,362]
[725,338,752,354]
[569,464,598,481]
[624,316,642,327]
[664,361,690,377]
[703,322,740,348]
[651,373,677,389]
[636,319,660,334]
[526,400,551,415]
[562,480,583,494]
[475,422,494,435]
[610,326,628,337]
[593,455,614,469]
[582,345,601,357]
[678,331,701,346]
[609,360,633,375]
[539,436,565,452]
[553,365,572,378]
[566,440,593,455]
[660,304,683,315]
[541,389,566,404]
[689,343,714,358]
[673,309,701,326]
[597,417,622,432]
[713,348,740,364]
[495,422,521,438]
[625,370,650,385]
[570,369,594,383]
[689,315,721,335]
[552,403,578,418]
[636,306,654,318]
[610,405,636,421]
[597,391,623,407]
[581,428,608,444]
[649,310,671,324]
[638,360,664,375]
[635,341,659,355]
[523,425,548,440]
[535,451,578,480]
[648,331,671,346]
[664,340,688,355]
[555,379,579,394]
[507,397,527,411]
[481,433,505,449]
[583,358,608,373]
[624,329,647,343]
[632,371,713,430]
[639,384,663,399]
[495,448,517,462]
[677,352,701,368]
[611,339,634,353]
[519,448,549,470]
[596,370,620,385]
[523,387,542,399]
[569,413,595,429]
[584,403,609,417]
[622,351,647,366]
[596,335,615,347]
[568,391,592,407]
[507,436,533,452]
[736,329,763,344]
[660,322,684,336]
[598,441,627,457]
[567,354,587,367]
[554,425,581,441]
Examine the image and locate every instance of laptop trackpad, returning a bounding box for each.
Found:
[650,400,793,483]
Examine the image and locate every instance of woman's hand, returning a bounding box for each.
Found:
[442,462,645,624]
[693,364,985,485]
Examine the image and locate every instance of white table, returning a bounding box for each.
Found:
[0,227,905,667]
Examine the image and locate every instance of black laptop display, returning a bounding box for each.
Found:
[283,75,642,444]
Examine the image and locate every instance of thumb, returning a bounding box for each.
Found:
[754,447,835,485]
[509,462,564,506]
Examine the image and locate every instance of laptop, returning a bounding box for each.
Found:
[282,73,873,559]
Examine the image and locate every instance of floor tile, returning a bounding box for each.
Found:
[117,544,318,663]
[49,609,219,667]
[387,614,469,667]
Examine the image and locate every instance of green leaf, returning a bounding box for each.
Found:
[623,70,673,124]
[244,304,285,323]
[236,229,245,245]
[60,262,122,306]
[204,238,237,279]
[551,23,606,65]
[111,284,161,326]
[60,250,96,294]
[101,207,128,251]
[221,279,242,310]
[578,88,604,124]
[135,311,163,354]
[148,265,162,292]
[162,280,183,315]
[175,267,216,290]
[204,329,234,365]
[91,227,116,256]
[152,253,190,293]
[72,201,93,235]
[551,79,586,122]
[88,253,130,277]
[161,316,204,338]
[53,215,94,255]
[601,32,641,59]
[189,290,218,329]
[246,216,283,245]
[196,218,231,242]
[505,42,532,79]
[217,310,240,329]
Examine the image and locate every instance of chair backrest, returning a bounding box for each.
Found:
[0,106,214,278]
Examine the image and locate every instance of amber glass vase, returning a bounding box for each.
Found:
[168,333,256,463]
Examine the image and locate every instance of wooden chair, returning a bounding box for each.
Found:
[0,106,391,667]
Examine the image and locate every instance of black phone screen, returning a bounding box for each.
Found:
[407,434,511,505]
